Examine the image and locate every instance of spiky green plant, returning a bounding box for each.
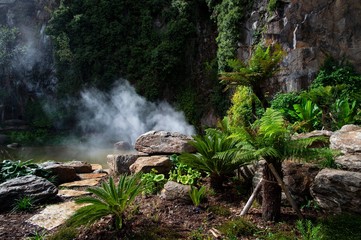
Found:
[12,196,34,212]
[189,186,206,208]
[68,174,142,230]
[296,219,323,240]
[179,128,244,189]
[223,108,333,221]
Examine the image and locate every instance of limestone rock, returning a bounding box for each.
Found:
[335,154,361,173]
[63,161,93,173]
[26,201,84,230]
[58,189,90,198]
[129,155,171,174]
[134,131,195,154]
[107,152,146,174]
[330,125,361,154]
[59,178,101,188]
[160,181,191,201]
[0,175,58,211]
[311,169,361,214]
[40,162,79,184]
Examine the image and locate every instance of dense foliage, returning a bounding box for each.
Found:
[46,0,232,127]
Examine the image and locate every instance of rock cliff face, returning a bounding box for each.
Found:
[239,0,361,95]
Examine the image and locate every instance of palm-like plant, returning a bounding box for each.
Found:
[227,108,332,221]
[178,128,244,190]
[68,174,142,229]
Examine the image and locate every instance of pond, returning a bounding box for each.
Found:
[0,145,125,168]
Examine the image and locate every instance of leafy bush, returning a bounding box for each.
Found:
[291,99,322,132]
[271,91,301,122]
[267,0,279,12]
[141,169,166,196]
[0,159,52,183]
[169,155,202,185]
[178,128,243,189]
[68,175,142,230]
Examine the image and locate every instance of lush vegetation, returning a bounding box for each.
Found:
[0,159,52,183]
[69,175,143,230]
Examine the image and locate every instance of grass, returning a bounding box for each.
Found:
[47,226,77,240]
[318,213,361,240]
[12,196,34,212]
[207,205,231,217]
[218,217,258,239]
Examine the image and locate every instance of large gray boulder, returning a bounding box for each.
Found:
[0,175,58,211]
[335,154,361,172]
[107,152,147,174]
[292,130,333,148]
[129,155,172,174]
[63,161,93,173]
[330,125,361,154]
[311,169,361,214]
[134,131,195,154]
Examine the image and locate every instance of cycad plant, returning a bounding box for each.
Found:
[178,128,244,190]
[228,108,332,221]
[189,186,206,209]
[68,174,142,230]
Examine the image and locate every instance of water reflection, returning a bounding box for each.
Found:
[0,145,127,168]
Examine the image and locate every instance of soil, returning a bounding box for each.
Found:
[0,177,320,240]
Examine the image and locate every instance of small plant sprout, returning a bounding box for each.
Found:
[189,185,206,213]
[12,196,34,212]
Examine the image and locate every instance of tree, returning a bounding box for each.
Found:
[220,44,284,109]
[226,108,332,221]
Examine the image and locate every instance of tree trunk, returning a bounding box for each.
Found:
[262,161,282,221]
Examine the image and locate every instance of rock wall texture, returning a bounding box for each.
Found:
[239,0,361,95]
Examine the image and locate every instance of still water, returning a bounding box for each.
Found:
[0,145,121,168]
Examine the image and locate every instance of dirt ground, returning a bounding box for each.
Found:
[0,177,318,240]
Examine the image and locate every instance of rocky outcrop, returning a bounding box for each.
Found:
[330,125,361,154]
[240,0,361,95]
[311,169,361,214]
[129,155,171,174]
[0,175,58,211]
[134,131,195,154]
[292,130,333,148]
[335,154,361,172]
[40,162,79,184]
[114,141,133,151]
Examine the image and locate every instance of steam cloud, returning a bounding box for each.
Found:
[77,80,195,146]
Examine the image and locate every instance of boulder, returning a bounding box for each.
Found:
[40,162,79,184]
[63,161,93,173]
[335,154,361,172]
[0,175,58,211]
[107,152,147,174]
[283,161,321,205]
[114,141,133,151]
[160,181,191,201]
[292,130,333,148]
[129,155,171,174]
[134,131,195,154]
[330,125,361,154]
[311,169,361,214]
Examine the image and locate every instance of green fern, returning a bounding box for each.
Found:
[68,174,142,230]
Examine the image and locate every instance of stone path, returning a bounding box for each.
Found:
[27,164,107,230]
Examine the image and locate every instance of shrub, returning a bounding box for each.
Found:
[296,219,323,240]
[178,128,243,189]
[141,169,166,196]
[169,155,202,185]
[68,175,142,230]
[0,159,52,183]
